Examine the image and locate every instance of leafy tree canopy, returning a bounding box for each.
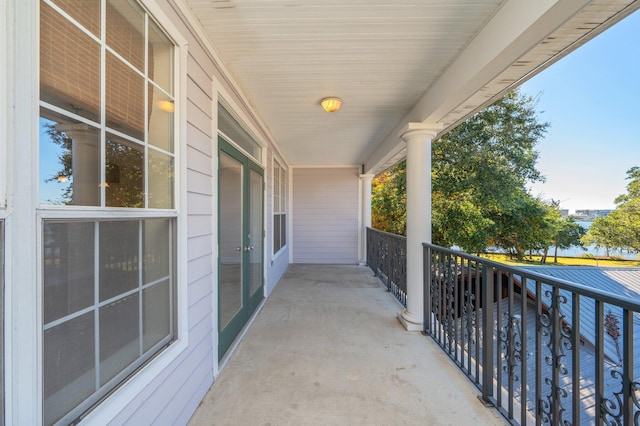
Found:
[372,90,556,259]
[582,167,640,253]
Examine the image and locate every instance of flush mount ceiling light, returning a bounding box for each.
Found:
[320,97,342,113]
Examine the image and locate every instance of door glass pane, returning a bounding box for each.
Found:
[249,169,263,297]
[218,104,262,160]
[219,152,243,328]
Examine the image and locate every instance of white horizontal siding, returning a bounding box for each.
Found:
[292,168,359,264]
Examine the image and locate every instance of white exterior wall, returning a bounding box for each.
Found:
[292,168,359,264]
[3,0,288,424]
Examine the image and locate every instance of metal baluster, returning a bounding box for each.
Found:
[595,300,604,426]
[475,261,481,384]
[481,264,494,404]
[424,244,431,333]
[536,281,542,426]
[521,276,528,426]
[497,270,503,410]
[551,286,560,424]
[572,293,580,426]
[623,309,633,425]
[508,272,514,419]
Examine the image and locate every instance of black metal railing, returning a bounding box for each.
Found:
[424,243,640,425]
[366,227,407,306]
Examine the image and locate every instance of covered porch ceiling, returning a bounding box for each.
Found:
[184,0,639,174]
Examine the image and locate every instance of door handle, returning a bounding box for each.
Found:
[244,246,254,251]
[236,247,242,251]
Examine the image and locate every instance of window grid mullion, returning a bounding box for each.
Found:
[169,221,174,336]
[144,13,150,210]
[138,220,144,356]
[99,0,107,208]
[93,221,100,391]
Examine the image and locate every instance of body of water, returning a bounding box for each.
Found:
[554,220,638,260]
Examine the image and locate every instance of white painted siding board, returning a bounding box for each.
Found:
[187,255,213,287]
[187,53,214,97]
[187,192,212,215]
[187,169,213,195]
[174,374,213,425]
[187,234,213,260]
[292,168,359,264]
[187,77,213,117]
[151,344,213,424]
[187,99,213,137]
[116,336,212,424]
[188,292,213,328]
[188,274,213,307]
[187,214,213,238]
[187,124,213,157]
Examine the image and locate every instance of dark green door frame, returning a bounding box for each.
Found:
[218,137,264,360]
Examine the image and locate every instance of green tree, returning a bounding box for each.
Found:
[583,167,640,254]
[371,90,550,259]
[549,215,586,263]
[432,90,549,256]
[581,215,616,256]
[371,161,406,235]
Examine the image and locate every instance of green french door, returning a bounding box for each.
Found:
[218,137,264,360]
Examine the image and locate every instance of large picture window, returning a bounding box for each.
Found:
[39,1,177,424]
[273,160,287,254]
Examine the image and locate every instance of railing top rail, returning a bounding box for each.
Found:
[367,227,407,241]
[424,242,640,312]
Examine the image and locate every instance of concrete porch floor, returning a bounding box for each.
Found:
[189,264,505,425]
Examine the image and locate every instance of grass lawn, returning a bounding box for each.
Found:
[482,253,640,268]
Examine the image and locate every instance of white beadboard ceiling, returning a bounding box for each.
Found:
[184,0,639,173]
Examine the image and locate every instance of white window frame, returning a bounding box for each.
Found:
[0,2,7,423]
[273,158,287,256]
[35,1,190,425]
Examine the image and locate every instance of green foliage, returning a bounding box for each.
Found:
[371,161,406,235]
[583,167,640,253]
[371,90,552,259]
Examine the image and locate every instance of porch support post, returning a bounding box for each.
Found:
[359,173,375,265]
[397,123,441,331]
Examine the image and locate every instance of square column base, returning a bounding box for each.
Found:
[397,310,423,332]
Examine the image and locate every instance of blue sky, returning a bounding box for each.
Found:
[521,9,640,213]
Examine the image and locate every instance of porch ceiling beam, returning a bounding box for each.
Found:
[364,0,592,174]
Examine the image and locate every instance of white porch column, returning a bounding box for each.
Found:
[359,173,375,265]
[56,123,101,206]
[397,123,441,331]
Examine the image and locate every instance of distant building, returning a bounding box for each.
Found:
[573,209,613,220]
